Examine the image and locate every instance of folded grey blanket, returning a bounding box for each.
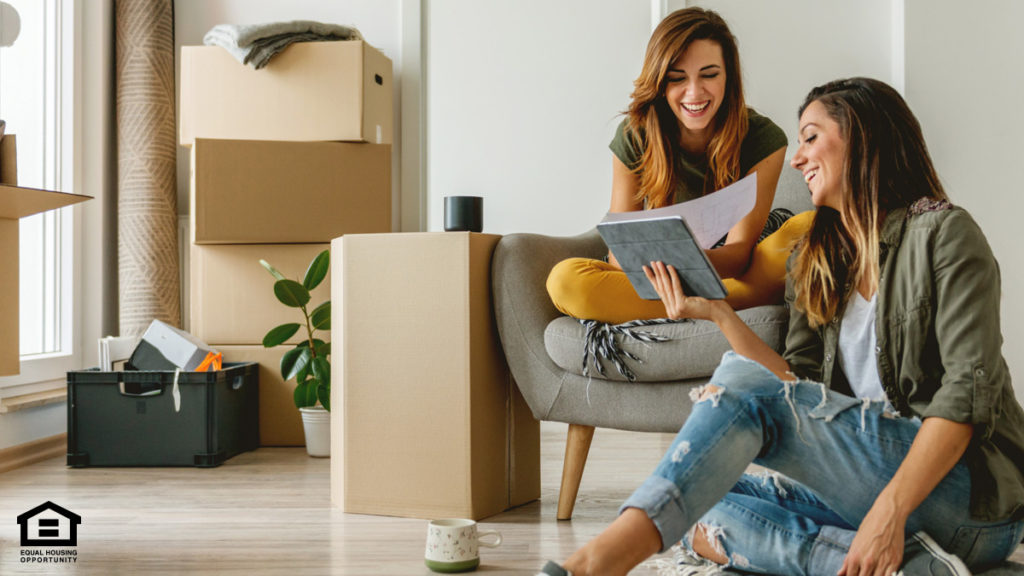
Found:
[203,21,363,70]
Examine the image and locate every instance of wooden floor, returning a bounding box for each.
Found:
[0,423,1020,575]
[0,423,681,575]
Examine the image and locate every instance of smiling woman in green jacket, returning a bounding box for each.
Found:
[537,78,1024,576]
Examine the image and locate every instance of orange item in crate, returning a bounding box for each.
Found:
[194,352,222,372]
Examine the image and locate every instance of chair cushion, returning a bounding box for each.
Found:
[544,306,789,383]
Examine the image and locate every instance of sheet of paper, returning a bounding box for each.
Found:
[601,171,758,249]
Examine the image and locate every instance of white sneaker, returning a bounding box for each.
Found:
[899,531,971,576]
[536,560,572,576]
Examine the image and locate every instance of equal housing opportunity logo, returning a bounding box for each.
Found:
[16,501,81,564]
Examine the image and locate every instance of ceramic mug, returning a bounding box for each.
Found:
[424,518,502,573]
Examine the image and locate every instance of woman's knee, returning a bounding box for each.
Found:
[723,211,816,309]
[776,210,815,238]
[546,258,601,316]
[707,353,783,395]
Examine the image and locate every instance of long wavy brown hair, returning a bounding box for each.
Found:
[791,78,948,327]
[624,7,747,208]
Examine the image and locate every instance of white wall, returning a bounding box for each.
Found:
[904,0,1024,401]
[173,0,406,229]
[425,0,651,235]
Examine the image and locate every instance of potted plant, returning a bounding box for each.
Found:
[260,250,331,457]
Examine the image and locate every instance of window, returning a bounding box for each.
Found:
[0,0,77,385]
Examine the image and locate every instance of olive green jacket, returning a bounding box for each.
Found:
[783,200,1024,522]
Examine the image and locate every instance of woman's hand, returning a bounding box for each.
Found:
[646,260,794,378]
[838,494,907,576]
[837,418,972,576]
[643,261,721,321]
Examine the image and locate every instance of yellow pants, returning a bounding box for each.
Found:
[546,210,815,324]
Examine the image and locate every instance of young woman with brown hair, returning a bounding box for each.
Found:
[546,8,813,324]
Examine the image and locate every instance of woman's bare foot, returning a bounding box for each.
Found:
[561,508,662,576]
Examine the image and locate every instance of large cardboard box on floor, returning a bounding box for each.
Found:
[190,139,391,244]
[190,243,331,345]
[0,135,91,375]
[218,345,305,446]
[331,232,541,520]
[180,41,392,146]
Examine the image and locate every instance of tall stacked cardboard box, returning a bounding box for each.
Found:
[180,40,394,445]
[332,233,541,519]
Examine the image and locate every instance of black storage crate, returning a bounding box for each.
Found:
[67,362,259,467]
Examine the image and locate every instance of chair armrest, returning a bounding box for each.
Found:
[492,229,605,418]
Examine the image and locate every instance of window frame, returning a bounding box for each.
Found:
[0,0,81,390]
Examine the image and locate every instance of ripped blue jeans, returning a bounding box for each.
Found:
[621,352,1024,575]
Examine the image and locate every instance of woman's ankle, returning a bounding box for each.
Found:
[563,508,662,576]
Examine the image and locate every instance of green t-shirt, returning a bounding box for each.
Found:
[609,108,787,205]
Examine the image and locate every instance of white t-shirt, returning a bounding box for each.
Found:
[838,292,888,402]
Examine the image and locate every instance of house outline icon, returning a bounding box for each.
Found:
[17,501,81,546]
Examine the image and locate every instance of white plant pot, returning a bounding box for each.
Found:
[299,406,331,458]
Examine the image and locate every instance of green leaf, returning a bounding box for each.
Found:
[294,379,318,409]
[263,323,301,348]
[316,341,331,358]
[311,357,330,411]
[303,250,330,291]
[274,279,310,308]
[259,259,286,281]
[311,357,330,390]
[310,301,331,330]
[296,361,310,384]
[280,347,305,381]
[284,347,313,381]
[317,382,330,411]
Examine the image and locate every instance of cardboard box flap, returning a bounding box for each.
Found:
[0,184,92,219]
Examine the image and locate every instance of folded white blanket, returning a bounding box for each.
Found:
[203,21,363,69]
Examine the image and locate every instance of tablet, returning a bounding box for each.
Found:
[597,216,727,300]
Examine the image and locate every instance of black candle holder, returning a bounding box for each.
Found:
[444,196,483,233]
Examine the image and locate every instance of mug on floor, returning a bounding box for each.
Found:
[424,518,502,573]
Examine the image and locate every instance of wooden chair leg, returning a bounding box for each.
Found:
[557,423,595,520]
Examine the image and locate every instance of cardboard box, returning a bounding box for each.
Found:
[191,139,392,244]
[217,345,305,446]
[190,243,331,345]
[331,232,541,520]
[180,41,393,146]
[0,135,91,375]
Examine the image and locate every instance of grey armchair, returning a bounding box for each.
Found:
[492,167,813,520]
